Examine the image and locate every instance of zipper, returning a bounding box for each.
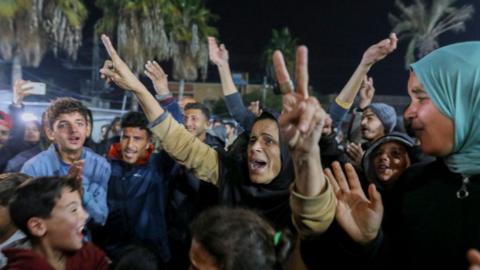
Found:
[456,177,470,199]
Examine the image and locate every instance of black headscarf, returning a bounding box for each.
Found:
[217,111,295,230]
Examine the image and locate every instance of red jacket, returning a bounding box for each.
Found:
[2,242,109,270]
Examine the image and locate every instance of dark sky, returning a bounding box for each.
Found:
[18,0,480,100]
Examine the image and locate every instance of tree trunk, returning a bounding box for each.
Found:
[11,55,22,84]
[178,79,185,100]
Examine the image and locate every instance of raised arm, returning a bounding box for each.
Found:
[274,46,336,236]
[100,35,219,185]
[144,60,183,123]
[208,37,256,130]
[330,33,397,128]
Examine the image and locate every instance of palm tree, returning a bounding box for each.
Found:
[389,0,474,69]
[95,0,170,76]
[164,0,218,98]
[0,0,87,83]
[262,28,298,84]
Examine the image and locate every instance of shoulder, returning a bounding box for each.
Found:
[68,243,109,270]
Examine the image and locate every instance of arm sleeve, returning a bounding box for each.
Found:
[290,178,337,238]
[150,113,220,185]
[224,92,256,132]
[328,98,351,130]
[159,97,183,124]
[82,160,111,225]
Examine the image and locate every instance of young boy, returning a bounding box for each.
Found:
[2,176,109,269]
[21,98,111,225]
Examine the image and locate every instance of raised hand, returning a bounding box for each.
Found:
[276,46,325,154]
[99,34,145,92]
[346,142,365,167]
[359,76,375,109]
[208,37,229,67]
[325,162,383,245]
[361,33,398,67]
[144,60,170,96]
[13,80,33,105]
[68,160,85,195]
[275,46,327,197]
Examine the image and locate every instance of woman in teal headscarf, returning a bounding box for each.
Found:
[316,41,480,270]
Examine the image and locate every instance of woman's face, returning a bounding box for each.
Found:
[373,142,411,184]
[247,119,281,184]
[404,72,454,157]
[24,121,40,143]
[189,238,219,270]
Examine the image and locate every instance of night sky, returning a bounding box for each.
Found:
[17,0,480,101]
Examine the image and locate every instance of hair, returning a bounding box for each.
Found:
[112,245,160,270]
[9,176,81,238]
[184,102,211,121]
[190,207,293,270]
[120,111,152,137]
[46,97,90,130]
[0,173,31,206]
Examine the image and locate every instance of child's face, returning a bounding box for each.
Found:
[43,188,89,251]
[51,112,88,154]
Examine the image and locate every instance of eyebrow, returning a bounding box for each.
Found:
[411,89,426,94]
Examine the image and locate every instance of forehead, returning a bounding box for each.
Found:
[407,72,427,94]
[54,188,81,209]
[378,141,406,151]
[251,119,279,137]
[184,109,207,119]
[0,125,9,132]
[362,109,377,118]
[122,127,149,137]
[54,112,86,123]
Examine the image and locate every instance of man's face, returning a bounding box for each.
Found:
[0,125,10,148]
[41,189,89,251]
[120,127,150,164]
[184,109,209,139]
[360,108,385,141]
[51,112,88,154]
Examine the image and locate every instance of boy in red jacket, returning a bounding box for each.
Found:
[2,176,109,270]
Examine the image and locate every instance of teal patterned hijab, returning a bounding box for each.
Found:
[411,41,480,177]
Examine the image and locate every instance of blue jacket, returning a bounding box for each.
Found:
[21,144,111,225]
[104,152,175,263]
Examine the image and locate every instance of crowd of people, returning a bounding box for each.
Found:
[0,32,479,270]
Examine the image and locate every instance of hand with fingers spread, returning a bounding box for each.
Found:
[275,46,326,197]
[325,162,383,245]
[13,80,33,106]
[99,34,146,92]
[346,142,365,166]
[208,37,229,67]
[360,33,398,68]
[144,60,170,96]
[359,76,375,109]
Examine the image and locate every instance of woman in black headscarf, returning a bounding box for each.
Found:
[98,34,335,235]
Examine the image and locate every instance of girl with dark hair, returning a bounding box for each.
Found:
[189,207,293,270]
